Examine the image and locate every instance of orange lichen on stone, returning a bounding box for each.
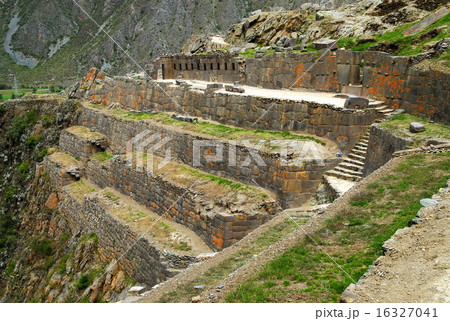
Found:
[45,193,59,209]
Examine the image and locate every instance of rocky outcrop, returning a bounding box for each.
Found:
[226,10,309,46]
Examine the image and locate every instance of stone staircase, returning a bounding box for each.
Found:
[325,132,369,182]
[323,103,397,196]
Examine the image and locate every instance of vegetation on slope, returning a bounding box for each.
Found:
[158,216,308,303]
[226,153,450,302]
[108,109,325,145]
[338,13,450,58]
[381,114,450,147]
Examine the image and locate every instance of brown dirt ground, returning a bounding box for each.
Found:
[348,182,450,303]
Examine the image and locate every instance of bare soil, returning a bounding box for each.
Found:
[349,183,450,303]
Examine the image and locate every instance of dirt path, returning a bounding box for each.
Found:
[345,180,450,303]
[137,158,403,303]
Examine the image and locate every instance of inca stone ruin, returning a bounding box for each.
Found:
[0,0,449,306]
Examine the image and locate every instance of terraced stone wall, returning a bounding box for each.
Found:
[84,157,273,250]
[79,106,341,207]
[151,49,449,124]
[59,129,108,163]
[59,190,169,287]
[83,77,377,152]
[363,124,411,176]
[42,156,81,190]
[401,69,449,124]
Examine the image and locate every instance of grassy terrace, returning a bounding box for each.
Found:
[226,152,450,302]
[337,12,450,59]
[380,114,450,147]
[128,152,269,201]
[158,215,308,303]
[88,106,326,146]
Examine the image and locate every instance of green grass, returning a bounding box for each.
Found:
[180,166,245,191]
[381,113,450,146]
[337,12,450,57]
[157,216,307,302]
[226,153,450,302]
[93,152,113,162]
[112,110,325,146]
[0,88,53,101]
[239,48,256,59]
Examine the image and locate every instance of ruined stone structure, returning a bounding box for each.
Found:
[51,45,449,292]
[153,50,449,123]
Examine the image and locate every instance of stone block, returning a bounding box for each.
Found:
[313,38,338,51]
[344,96,369,110]
[410,122,425,133]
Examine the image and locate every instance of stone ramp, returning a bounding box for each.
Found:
[403,7,449,36]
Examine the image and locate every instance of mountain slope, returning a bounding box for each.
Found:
[0,0,359,87]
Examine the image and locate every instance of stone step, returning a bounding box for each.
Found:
[338,162,364,172]
[360,139,369,144]
[342,157,364,167]
[165,269,183,277]
[325,170,362,182]
[369,101,385,108]
[374,106,389,110]
[378,109,394,114]
[334,166,363,177]
[355,143,368,149]
[353,145,367,152]
[323,175,356,197]
[352,149,367,157]
[348,153,366,162]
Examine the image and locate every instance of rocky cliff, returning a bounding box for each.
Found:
[0,97,134,302]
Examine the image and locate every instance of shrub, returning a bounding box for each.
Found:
[18,160,29,178]
[5,260,16,275]
[26,134,41,148]
[31,238,52,256]
[7,109,39,142]
[77,274,90,290]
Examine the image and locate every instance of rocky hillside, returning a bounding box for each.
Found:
[0,0,361,87]
[183,0,448,54]
[0,97,133,302]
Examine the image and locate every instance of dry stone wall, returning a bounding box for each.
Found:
[59,190,169,287]
[84,157,273,250]
[363,124,411,176]
[150,49,450,124]
[59,128,109,163]
[79,106,340,207]
[82,75,378,152]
